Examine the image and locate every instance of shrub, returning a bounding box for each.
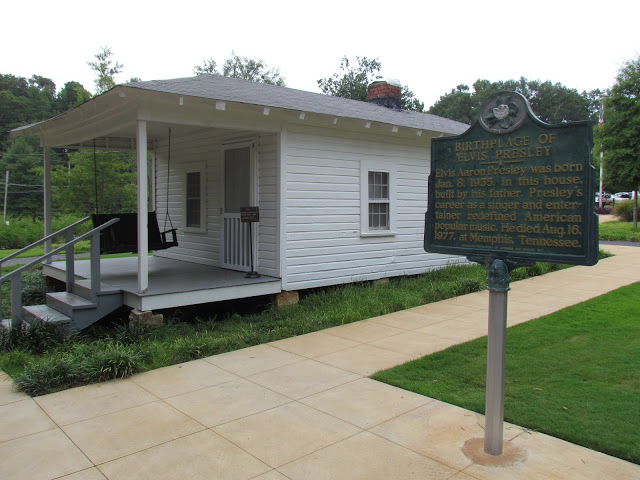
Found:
[595,206,613,215]
[0,215,89,249]
[0,218,43,249]
[613,201,640,222]
[0,320,66,355]
[80,343,142,382]
[14,357,81,396]
[1,271,48,318]
[171,335,211,362]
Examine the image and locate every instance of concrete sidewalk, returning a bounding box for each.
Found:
[1,244,639,479]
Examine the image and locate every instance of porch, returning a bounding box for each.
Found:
[44,256,282,312]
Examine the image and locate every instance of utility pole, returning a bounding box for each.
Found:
[3,170,8,224]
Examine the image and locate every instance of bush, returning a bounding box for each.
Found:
[80,343,142,382]
[0,320,66,355]
[14,357,81,396]
[11,341,143,394]
[595,205,613,215]
[0,215,90,249]
[0,218,43,249]
[1,271,48,318]
[613,201,640,222]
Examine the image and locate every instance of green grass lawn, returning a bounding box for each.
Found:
[0,240,92,259]
[599,221,640,242]
[371,282,640,465]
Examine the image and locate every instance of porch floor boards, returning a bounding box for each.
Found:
[45,256,281,310]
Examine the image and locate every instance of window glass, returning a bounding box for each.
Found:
[368,171,389,230]
[224,147,250,213]
[186,171,201,228]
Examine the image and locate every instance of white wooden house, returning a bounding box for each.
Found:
[11,75,468,329]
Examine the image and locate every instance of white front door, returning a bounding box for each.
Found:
[221,145,254,271]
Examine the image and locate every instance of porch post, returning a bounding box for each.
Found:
[43,145,52,263]
[137,120,149,293]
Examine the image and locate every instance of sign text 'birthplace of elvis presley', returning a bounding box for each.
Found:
[424,91,598,266]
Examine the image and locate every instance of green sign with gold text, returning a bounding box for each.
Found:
[424,92,598,266]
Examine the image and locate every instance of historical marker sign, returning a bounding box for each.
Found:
[424,91,598,266]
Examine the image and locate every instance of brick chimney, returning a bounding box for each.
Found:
[367,78,402,110]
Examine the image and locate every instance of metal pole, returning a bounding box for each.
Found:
[245,222,260,278]
[3,170,8,224]
[599,151,604,208]
[484,259,510,455]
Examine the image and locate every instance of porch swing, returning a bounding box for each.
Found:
[91,130,179,254]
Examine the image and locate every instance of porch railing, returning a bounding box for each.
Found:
[0,216,120,328]
[223,216,251,270]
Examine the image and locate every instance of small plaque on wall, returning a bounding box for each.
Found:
[240,206,260,222]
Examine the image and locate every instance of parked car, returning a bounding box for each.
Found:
[613,192,633,201]
[595,192,613,204]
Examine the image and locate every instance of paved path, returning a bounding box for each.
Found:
[2,244,640,479]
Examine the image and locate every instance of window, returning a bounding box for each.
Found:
[361,162,396,236]
[368,171,390,230]
[183,165,206,232]
[186,172,201,228]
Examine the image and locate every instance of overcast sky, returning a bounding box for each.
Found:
[3,0,638,108]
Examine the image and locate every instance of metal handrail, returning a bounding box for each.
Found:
[1,217,120,328]
[0,218,119,282]
[0,216,91,266]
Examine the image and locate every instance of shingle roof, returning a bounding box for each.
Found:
[127,75,469,135]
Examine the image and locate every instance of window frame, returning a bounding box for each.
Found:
[360,161,396,237]
[183,163,207,233]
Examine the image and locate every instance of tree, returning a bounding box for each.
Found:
[193,58,217,76]
[193,52,286,86]
[51,149,137,215]
[597,55,640,228]
[0,136,44,217]
[317,56,424,112]
[87,46,124,94]
[427,84,475,124]
[0,73,59,149]
[429,77,599,125]
[56,81,92,112]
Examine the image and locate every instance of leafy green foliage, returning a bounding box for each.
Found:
[194,51,286,86]
[0,73,92,216]
[317,56,424,112]
[80,342,142,382]
[0,214,90,249]
[613,201,640,222]
[51,149,137,215]
[14,356,81,396]
[318,56,382,102]
[56,81,92,112]
[87,46,124,95]
[1,270,48,318]
[596,55,640,201]
[0,320,66,355]
[0,136,43,217]
[429,77,601,124]
[372,282,640,464]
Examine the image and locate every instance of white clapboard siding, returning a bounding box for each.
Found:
[153,128,278,276]
[282,124,464,291]
[152,128,224,265]
[256,134,278,277]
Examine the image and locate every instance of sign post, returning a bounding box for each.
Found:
[484,259,510,455]
[240,206,260,279]
[424,92,598,456]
